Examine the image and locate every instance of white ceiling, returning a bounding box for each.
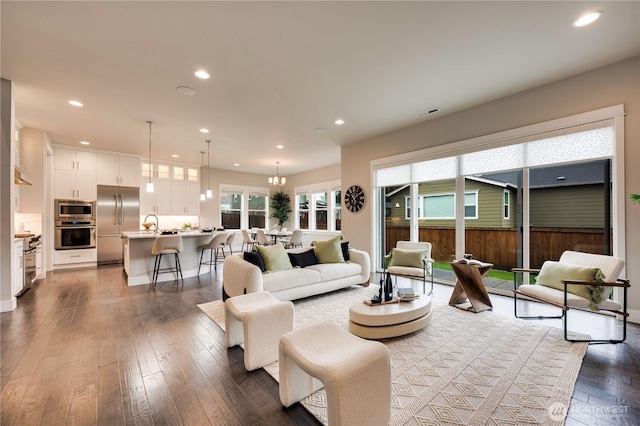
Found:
[2,1,639,176]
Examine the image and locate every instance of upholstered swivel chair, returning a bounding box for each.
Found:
[198,232,228,274]
[385,241,434,296]
[241,229,257,252]
[151,235,184,287]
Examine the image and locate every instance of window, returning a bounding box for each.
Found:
[248,193,267,229]
[464,192,478,219]
[297,194,309,230]
[424,194,454,219]
[405,192,477,219]
[333,190,342,231]
[221,192,242,229]
[314,192,328,230]
[503,190,510,219]
[294,180,341,232]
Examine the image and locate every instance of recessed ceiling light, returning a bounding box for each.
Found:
[334,119,345,125]
[200,128,209,133]
[573,10,602,27]
[171,154,179,158]
[69,100,83,107]
[276,145,284,149]
[79,141,90,145]
[195,70,210,79]
[176,86,196,95]
[234,163,240,167]
[315,127,327,134]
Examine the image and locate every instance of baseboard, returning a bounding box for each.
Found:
[626,308,640,325]
[0,297,17,312]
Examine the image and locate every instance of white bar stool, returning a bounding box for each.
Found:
[151,235,184,287]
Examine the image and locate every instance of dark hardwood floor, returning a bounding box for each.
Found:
[1,264,638,425]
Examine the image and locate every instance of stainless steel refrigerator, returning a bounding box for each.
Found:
[97,185,140,264]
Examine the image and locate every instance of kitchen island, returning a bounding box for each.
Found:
[122,230,221,286]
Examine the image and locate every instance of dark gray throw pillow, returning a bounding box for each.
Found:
[244,251,265,272]
[341,241,350,262]
[288,250,318,268]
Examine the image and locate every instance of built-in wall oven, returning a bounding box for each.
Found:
[55,220,96,250]
[55,199,97,250]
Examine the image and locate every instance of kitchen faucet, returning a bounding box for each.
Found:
[144,214,159,232]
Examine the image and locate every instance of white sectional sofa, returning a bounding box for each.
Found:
[222,247,371,301]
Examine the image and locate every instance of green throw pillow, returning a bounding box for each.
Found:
[390,248,427,268]
[256,243,292,273]
[536,261,605,310]
[312,235,345,264]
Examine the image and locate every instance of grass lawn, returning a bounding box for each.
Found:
[434,261,534,283]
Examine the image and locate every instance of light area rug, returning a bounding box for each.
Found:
[197,286,588,425]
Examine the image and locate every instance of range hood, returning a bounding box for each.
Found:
[14,167,32,186]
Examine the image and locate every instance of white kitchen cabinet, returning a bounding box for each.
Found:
[172,165,199,182]
[54,169,96,200]
[36,247,43,279]
[97,153,140,187]
[54,148,97,199]
[54,148,95,172]
[171,181,200,215]
[140,178,172,215]
[141,161,171,180]
[13,240,24,297]
[54,248,97,266]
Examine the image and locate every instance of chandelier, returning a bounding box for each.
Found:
[269,162,286,186]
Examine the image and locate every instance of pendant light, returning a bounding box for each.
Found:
[269,161,286,186]
[206,140,213,198]
[199,151,206,201]
[146,121,154,193]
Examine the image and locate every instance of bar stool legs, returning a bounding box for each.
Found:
[152,253,184,287]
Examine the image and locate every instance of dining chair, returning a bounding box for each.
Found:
[241,229,258,252]
[286,229,303,249]
[225,232,237,255]
[256,229,274,245]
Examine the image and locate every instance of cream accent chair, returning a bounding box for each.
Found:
[225,232,237,255]
[385,241,434,295]
[513,250,630,343]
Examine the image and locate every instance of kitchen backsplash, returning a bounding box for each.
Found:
[15,212,43,235]
[138,215,200,231]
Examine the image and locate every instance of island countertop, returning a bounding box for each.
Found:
[122,230,227,285]
[123,230,218,239]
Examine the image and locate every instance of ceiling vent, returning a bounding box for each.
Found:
[417,108,440,118]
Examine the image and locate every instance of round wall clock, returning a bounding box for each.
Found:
[345,185,366,213]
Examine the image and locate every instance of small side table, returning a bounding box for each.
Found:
[449,259,493,313]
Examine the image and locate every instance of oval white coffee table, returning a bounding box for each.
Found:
[348,296,432,339]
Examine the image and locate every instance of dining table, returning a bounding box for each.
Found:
[265,231,292,244]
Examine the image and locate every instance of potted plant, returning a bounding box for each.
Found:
[270,191,292,229]
[631,194,640,205]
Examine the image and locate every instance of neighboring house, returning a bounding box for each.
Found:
[386,160,608,230]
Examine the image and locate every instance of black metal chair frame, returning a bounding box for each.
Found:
[384,256,434,296]
[152,252,184,287]
[512,268,630,344]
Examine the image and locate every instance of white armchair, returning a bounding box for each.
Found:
[513,250,630,344]
[385,241,434,296]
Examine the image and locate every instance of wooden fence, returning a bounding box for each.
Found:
[386,226,610,270]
